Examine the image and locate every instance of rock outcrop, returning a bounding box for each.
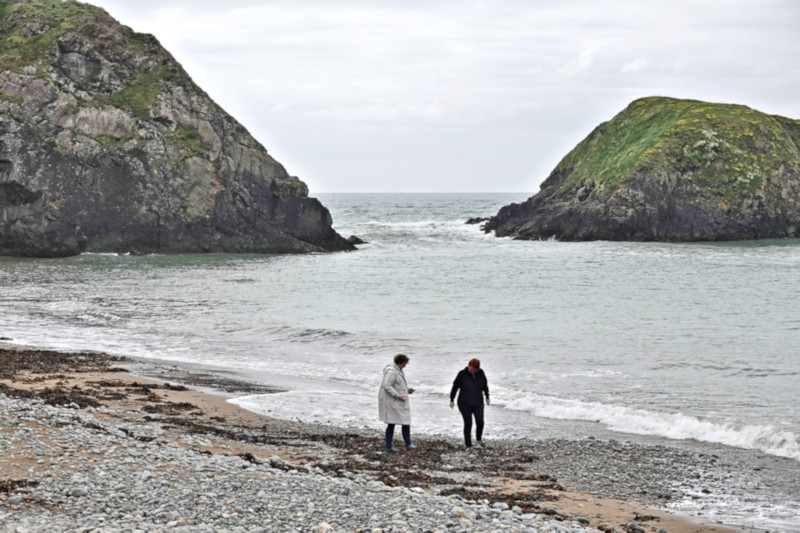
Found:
[0,0,353,256]
[485,97,800,242]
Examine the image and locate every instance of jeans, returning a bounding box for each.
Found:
[458,403,484,447]
[385,424,411,449]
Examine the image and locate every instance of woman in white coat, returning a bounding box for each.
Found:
[378,354,417,452]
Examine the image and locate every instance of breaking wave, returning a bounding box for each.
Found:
[503,393,800,461]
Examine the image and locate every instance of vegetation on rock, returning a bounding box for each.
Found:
[487,97,800,242]
[1,1,106,71]
[555,97,800,199]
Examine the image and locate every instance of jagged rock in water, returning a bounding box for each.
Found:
[0,0,353,256]
[485,97,800,242]
[346,235,367,245]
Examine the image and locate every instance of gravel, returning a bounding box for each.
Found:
[0,394,594,533]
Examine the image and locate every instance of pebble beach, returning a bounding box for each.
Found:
[0,345,773,532]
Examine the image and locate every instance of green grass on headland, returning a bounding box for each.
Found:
[0,1,102,72]
[554,97,800,199]
[1,1,190,123]
[102,68,179,120]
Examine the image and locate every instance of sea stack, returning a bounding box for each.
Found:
[485,97,800,242]
[0,0,354,257]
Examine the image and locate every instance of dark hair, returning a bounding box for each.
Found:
[468,358,480,369]
[394,354,409,365]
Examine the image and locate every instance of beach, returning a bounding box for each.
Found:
[3,193,799,530]
[0,343,753,532]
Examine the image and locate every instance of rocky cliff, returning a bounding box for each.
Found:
[0,0,353,257]
[485,97,800,242]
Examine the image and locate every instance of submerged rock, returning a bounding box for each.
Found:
[0,1,353,257]
[486,97,800,242]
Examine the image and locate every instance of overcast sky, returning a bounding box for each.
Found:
[86,0,800,193]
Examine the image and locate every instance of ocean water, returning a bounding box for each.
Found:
[1,192,799,530]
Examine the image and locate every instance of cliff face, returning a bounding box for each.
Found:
[486,97,800,242]
[0,0,353,257]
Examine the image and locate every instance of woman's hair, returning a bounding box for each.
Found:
[394,354,409,365]
[468,358,481,369]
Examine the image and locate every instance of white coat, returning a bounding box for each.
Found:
[378,363,411,425]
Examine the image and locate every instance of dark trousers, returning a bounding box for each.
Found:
[385,424,411,449]
[458,403,484,447]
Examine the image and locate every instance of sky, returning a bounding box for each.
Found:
[85,0,800,193]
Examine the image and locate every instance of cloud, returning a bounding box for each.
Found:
[622,58,649,74]
[86,0,800,192]
[559,41,606,76]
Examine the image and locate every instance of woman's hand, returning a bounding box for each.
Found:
[398,395,407,401]
[449,401,454,409]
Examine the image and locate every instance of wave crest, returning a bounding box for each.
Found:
[504,394,800,461]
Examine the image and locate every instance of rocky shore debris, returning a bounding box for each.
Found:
[0,394,594,532]
[0,345,753,532]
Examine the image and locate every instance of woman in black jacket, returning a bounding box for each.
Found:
[449,358,490,448]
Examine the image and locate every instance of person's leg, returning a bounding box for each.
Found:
[474,403,485,444]
[385,424,396,449]
[401,425,411,447]
[458,405,473,447]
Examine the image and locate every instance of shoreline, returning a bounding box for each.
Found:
[0,343,754,532]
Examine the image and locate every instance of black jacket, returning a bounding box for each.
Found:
[450,368,489,407]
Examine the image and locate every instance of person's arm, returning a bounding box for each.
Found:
[483,371,490,405]
[381,368,406,400]
[449,371,461,408]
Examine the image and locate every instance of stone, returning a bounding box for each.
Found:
[346,235,367,245]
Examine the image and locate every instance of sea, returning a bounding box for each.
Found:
[1,192,799,531]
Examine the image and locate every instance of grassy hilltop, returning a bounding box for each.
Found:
[1,1,105,71]
[1,0,190,122]
[555,97,800,199]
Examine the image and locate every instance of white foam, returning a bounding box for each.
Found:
[503,393,800,461]
[669,486,800,532]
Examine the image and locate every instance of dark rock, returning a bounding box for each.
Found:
[625,521,646,533]
[0,1,353,257]
[465,217,489,225]
[346,235,367,245]
[0,480,38,493]
[486,97,800,242]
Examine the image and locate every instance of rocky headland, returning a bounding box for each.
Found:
[485,97,800,242]
[0,0,353,257]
